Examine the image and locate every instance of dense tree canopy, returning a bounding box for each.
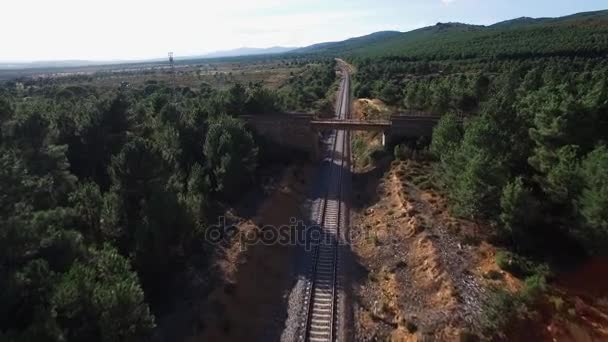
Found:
[0,60,336,340]
[429,58,608,254]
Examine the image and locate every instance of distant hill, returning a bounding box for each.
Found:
[489,16,548,28]
[294,10,608,59]
[0,47,297,71]
[491,10,608,28]
[0,60,123,70]
[291,31,401,55]
[193,46,297,59]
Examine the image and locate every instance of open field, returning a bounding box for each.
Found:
[0,56,316,90]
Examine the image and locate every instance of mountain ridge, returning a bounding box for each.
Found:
[193,46,297,59]
[291,9,608,59]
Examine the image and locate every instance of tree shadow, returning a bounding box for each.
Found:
[350,158,392,211]
[264,136,371,341]
[188,131,371,341]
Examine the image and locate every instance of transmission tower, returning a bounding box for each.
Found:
[168,52,177,103]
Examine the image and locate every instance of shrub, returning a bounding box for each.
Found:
[479,272,548,338]
[204,114,258,199]
[52,245,155,341]
[484,270,504,280]
[351,136,371,166]
[314,98,333,117]
[499,177,540,244]
[414,147,432,161]
[520,274,547,304]
[394,144,413,160]
[495,251,531,277]
[576,145,608,254]
[369,146,388,163]
[495,250,550,278]
[478,289,519,338]
[446,115,510,218]
[430,113,462,160]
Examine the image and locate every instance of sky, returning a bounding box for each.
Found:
[2,0,606,62]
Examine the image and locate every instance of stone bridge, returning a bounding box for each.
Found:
[242,113,441,160]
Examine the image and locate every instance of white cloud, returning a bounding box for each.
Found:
[441,0,456,4]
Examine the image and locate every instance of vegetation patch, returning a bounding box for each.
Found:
[0,57,331,340]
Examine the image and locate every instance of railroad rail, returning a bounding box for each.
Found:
[299,68,350,342]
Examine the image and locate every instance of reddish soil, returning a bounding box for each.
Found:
[351,158,608,341]
[351,160,502,340]
[524,258,608,342]
[558,258,608,298]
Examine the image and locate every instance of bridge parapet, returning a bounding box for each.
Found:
[387,114,441,146]
[243,113,443,160]
[242,113,319,160]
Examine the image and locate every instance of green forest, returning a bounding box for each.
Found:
[343,13,608,258]
[421,55,608,337]
[337,11,608,336]
[426,58,608,253]
[296,10,608,60]
[0,60,335,341]
[352,53,608,256]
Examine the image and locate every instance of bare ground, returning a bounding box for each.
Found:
[352,160,479,340]
[350,159,525,341]
[353,98,392,121]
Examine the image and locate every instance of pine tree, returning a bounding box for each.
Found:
[577,145,608,253]
[203,114,258,199]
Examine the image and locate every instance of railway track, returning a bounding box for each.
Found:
[299,69,350,342]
